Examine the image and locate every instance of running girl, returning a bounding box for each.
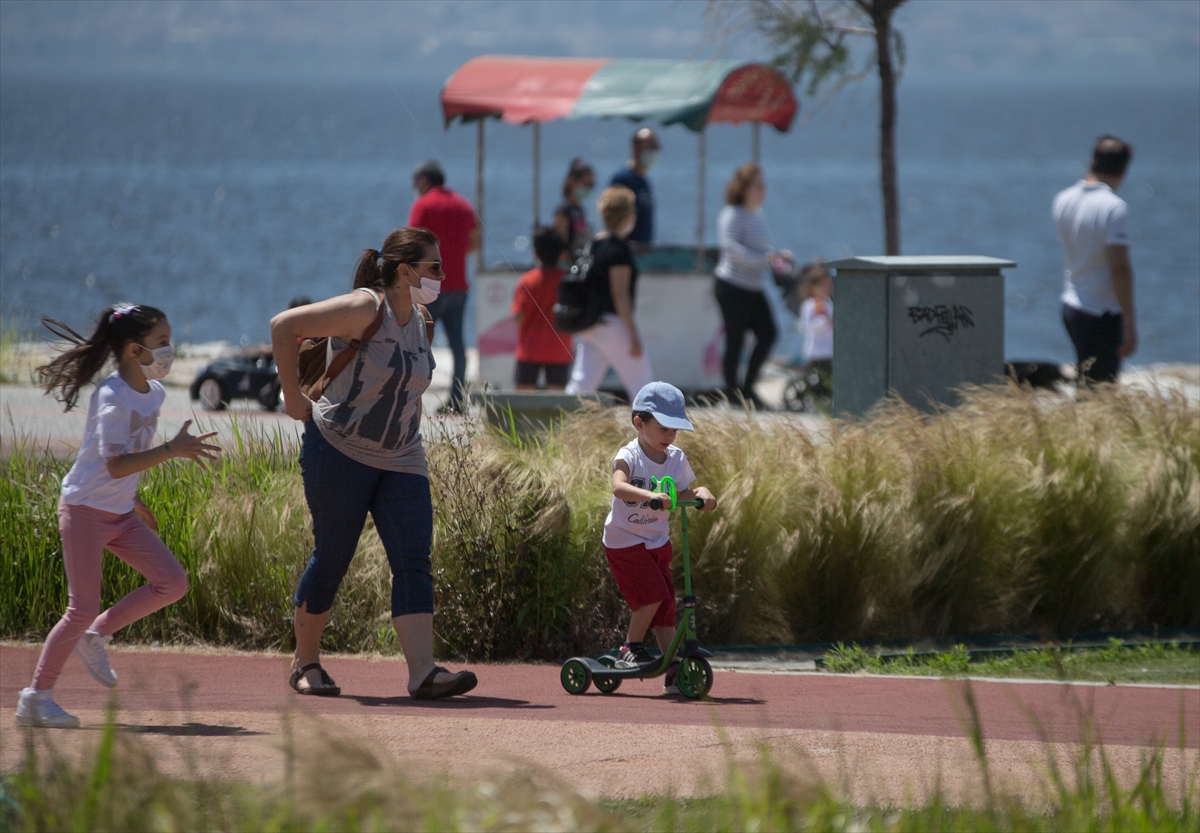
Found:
[16,304,220,728]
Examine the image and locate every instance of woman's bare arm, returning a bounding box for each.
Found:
[270,291,379,420]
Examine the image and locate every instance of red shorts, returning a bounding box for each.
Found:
[605,541,675,627]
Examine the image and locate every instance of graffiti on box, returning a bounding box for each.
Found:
[907,304,975,341]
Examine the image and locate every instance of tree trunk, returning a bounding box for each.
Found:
[873,1,900,255]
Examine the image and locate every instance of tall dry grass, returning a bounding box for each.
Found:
[1,384,1196,658]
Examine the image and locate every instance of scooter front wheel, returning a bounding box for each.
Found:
[594,655,622,694]
[675,657,713,699]
[560,658,592,694]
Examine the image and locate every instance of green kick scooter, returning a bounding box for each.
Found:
[560,475,715,699]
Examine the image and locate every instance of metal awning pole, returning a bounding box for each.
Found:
[532,121,541,231]
[475,119,485,272]
[752,122,761,165]
[696,127,706,272]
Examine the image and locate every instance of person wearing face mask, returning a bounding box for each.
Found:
[610,128,661,249]
[17,304,221,727]
[566,186,655,398]
[271,227,478,702]
[554,157,596,261]
[408,160,480,414]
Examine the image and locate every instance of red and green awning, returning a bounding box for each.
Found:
[441,56,798,132]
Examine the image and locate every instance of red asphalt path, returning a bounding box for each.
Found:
[2,646,1195,749]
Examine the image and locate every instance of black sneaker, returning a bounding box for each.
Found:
[616,642,656,669]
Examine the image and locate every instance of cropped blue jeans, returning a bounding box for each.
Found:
[294,423,434,618]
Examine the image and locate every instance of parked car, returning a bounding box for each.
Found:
[189,352,281,411]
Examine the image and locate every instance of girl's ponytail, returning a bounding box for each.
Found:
[36,304,166,412]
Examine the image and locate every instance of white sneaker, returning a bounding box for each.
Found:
[15,688,80,728]
[73,631,118,688]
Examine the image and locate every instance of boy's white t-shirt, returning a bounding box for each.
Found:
[800,297,833,361]
[603,438,696,550]
[60,372,166,514]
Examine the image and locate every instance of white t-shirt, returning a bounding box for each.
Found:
[60,372,165,514]
[1052,180,1130,316]
[800,297,833,361]
[603,438,696,549]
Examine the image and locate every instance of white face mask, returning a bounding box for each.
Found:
[411,277,442,304]
[138,344,174,380]
[639,149,659,171]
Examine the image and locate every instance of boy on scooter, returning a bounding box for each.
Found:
[603,382,717,693]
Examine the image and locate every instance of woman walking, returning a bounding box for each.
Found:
[270,227,477,700]
[18,304,220,727]
[565,186,654,398]
[714,163,777,409]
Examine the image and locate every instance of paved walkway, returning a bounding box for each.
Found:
[3,645,1196,800]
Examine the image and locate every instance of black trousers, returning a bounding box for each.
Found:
[1062,304,1122,384]
[714,279,777,393]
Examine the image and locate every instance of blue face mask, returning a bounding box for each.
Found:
[574,185,593,201]
[639,149,659,171]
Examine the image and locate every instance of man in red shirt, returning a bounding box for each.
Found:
[409,160,480,413]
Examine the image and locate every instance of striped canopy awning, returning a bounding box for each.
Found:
[441,56,798,132]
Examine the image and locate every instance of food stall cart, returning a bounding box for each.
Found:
[440,55,798,393]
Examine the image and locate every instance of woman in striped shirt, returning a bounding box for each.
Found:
[714,164,777,409]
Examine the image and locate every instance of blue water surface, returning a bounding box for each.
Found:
[1,76,1197,364]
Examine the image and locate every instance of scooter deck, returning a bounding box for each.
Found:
[572,647,713,682]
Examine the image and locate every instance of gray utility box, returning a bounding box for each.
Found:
[825,256,1015,416]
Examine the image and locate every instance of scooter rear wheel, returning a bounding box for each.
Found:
[560,659,592,694]
[594,656,622,694]
[675,657,713,699]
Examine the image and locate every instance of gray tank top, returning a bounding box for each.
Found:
[312,289,435,476]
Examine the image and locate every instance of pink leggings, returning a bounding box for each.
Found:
[31,501,188,690]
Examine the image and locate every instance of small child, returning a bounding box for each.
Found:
[799,262,833,385]
[17,304,220,728]
[512,226,573,390]
[603,381,716,694]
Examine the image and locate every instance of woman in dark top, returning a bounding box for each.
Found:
[565,186,655,397]
[553,157,595,260]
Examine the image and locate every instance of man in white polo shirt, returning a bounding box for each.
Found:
[1052,135,1137,384]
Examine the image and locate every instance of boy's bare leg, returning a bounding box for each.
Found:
[625,602,661,644]
[652,626,677,660]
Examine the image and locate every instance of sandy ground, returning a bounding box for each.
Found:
[3,645,1197,803]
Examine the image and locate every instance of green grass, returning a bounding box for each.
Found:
[822,639,1200,685]
[1,384,1197,660]
[3,694,1197,832]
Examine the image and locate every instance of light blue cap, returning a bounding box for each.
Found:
[632,381,693,431]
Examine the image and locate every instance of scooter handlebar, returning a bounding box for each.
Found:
[649,498,706,511]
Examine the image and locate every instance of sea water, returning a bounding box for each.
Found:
[2,76,1197,364]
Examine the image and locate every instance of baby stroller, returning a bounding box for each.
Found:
[771,253,833,414]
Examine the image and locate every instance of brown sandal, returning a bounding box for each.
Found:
[410,665,477,700]
[289,662,341,696]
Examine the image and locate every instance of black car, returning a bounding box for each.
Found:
[189,352,281,411]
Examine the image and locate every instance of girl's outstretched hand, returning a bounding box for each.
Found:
[168,420,221,468]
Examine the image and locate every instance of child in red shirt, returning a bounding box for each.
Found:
[512,227,574,389]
